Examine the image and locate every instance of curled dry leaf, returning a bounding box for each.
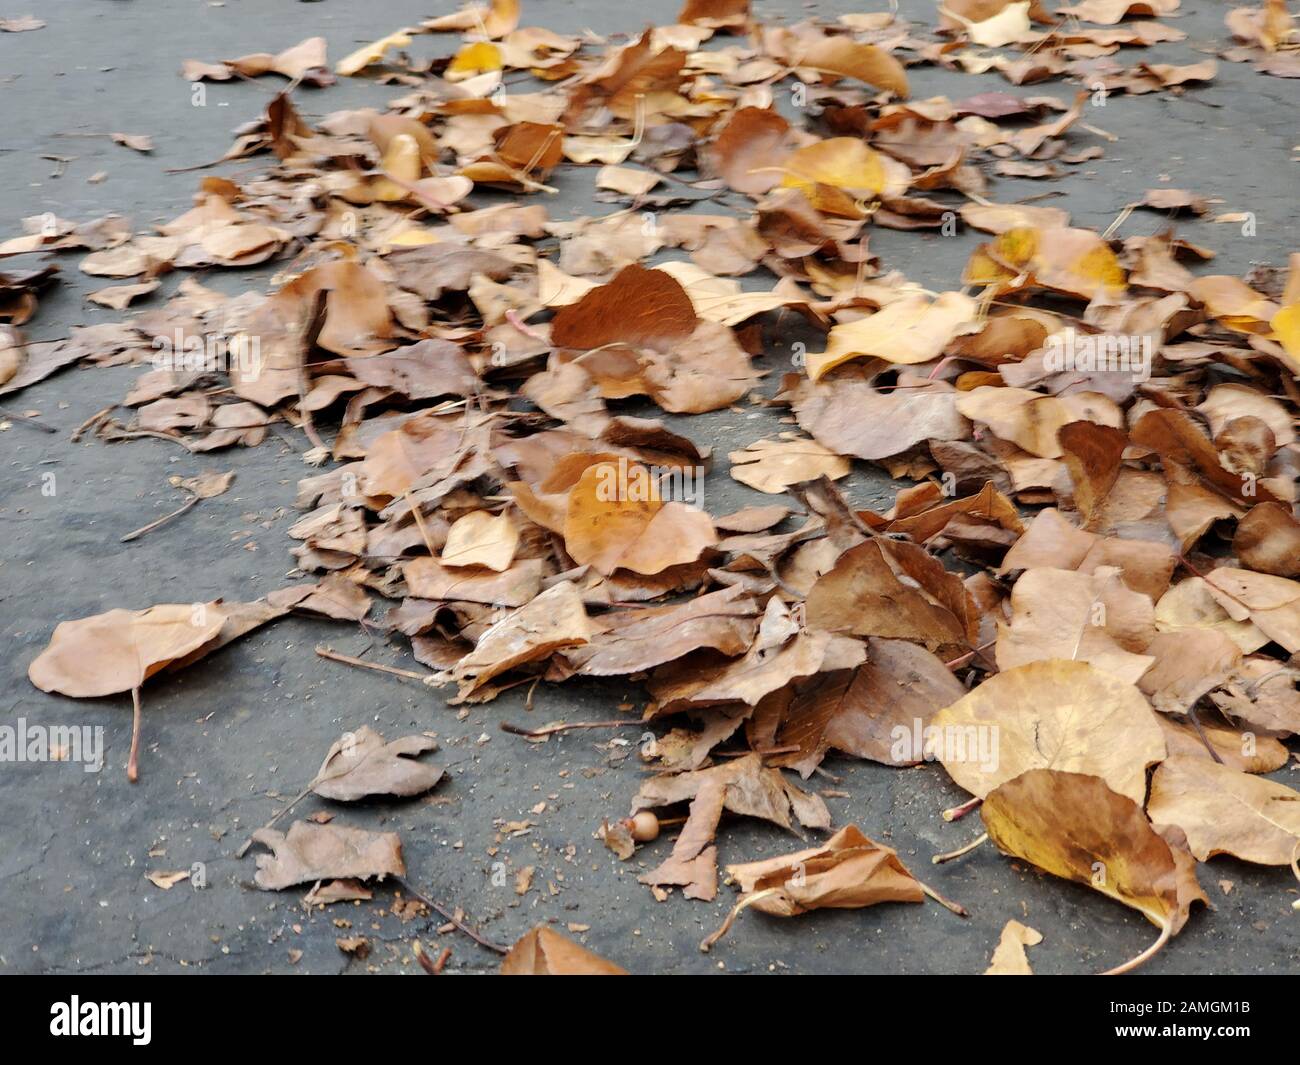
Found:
[982,768,1206,975]
[703,825,925,950]
[995,566,1157,685]
[1234,502,1300,577]
[795,36,910,97]
[440,510,519,571]
[728,433,850,493]
[633,752,830,833]
[550,263,698,351]
[805,537,978,657]
[767,637,968,775]
[807,292,978,379]
[562,461,717,576]
[447,580,594,699]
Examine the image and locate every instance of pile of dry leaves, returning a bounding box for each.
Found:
[7,0,1300,974]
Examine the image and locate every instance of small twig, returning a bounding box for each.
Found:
[102,426,197,452]
[234,783,314,859]
[942,795,983,822]
[700,887,782,953]
[121,493,199,542]
[412,939,439,975]
[932,832,989,865]
[1186,704,1224,765]
[0,408,57,433]
[1101,921,1171,976]
[396,878,507,955]
[315,644,431,682]
[403,489,439,557]
[917,879,969,917]
[71,405,115,441]
[127,687,142,783]
[1246,666,1300,698]
[500,719,641,739]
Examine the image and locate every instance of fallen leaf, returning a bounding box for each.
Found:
[251,821,405,890]
[501,926,627,974]
[1148,755,1300,865]
[982,768,1206,974]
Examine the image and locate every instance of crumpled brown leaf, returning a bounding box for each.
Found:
[252,821,406,891]
[982,768,1206,974]
[311,725,443,802]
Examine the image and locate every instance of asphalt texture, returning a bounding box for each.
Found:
[1,0,1297,974]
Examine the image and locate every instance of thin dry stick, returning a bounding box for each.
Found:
[943,795,984,822]
[932,832,988,865]
[1186,704,1225,765]
[500,719,642,739]
[700,887,782,953]
[296,292,328,453]
[917,880,969,917]
[315,644,430,682]
[70,405,115,441]
[127,687,143,783]
[105,427,197,452]
[234,783,314,859]
[121,493,199,542]
[1102,921,1172,976]
[403,490,439,557]
[0,408,57,433]
[396,878,507,955]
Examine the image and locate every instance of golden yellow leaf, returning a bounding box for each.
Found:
[336,30,413,77]
[807,292,978,379]
[982,768,1206,974]
[930,659,1165,803]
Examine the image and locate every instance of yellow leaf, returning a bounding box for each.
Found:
[807,291,977,379]
[448,41,503,81]
[336,30,413,77]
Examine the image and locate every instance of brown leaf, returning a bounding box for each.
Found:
[982,768,1206,974]
[728,434,849,493]
[562,460,717,576]
[29,603,227,697]
[311,726,443,802]
[633,751,830,832]
[551,264,698,351]
[448,580,594,698]
[500,926,627,975]
[561,586,758,675]
[769,637,967,774]
[1234,502,1300,577]
[795,36,910,97]
[251,821,405,890]
[933,660,1166,803]
[985,919,1042,975]
[805,537,978,656]
[995,566,1156,684]
[1148,755,1300,865]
